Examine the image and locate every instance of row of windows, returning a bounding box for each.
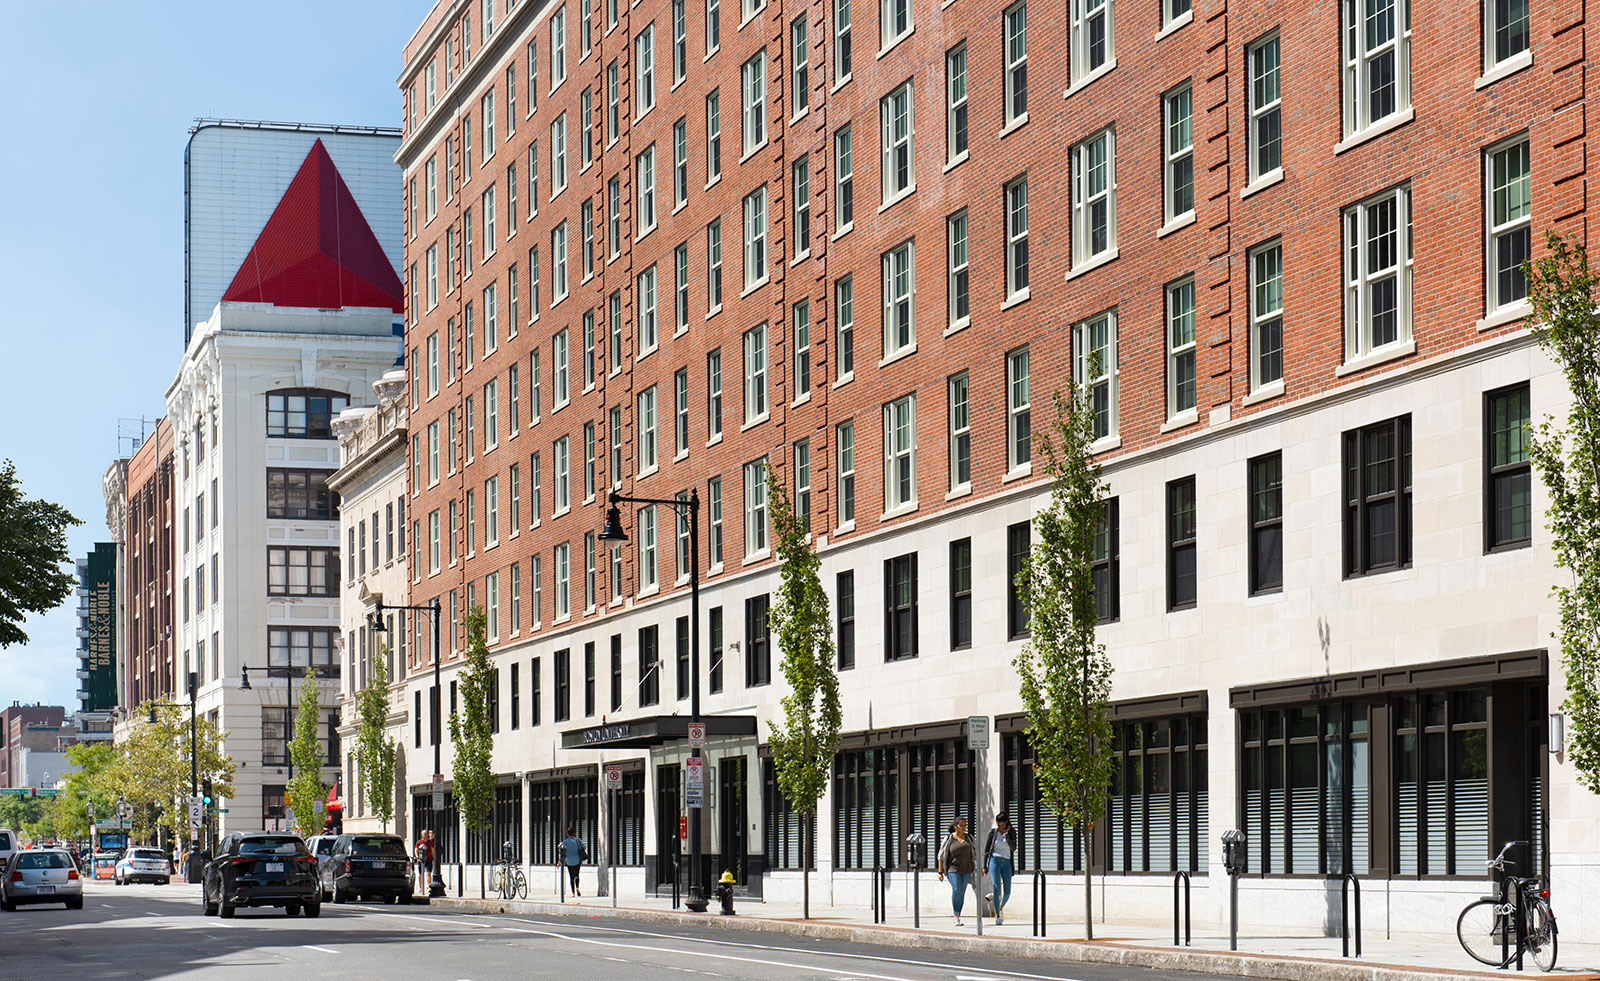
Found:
[345,497,408,583]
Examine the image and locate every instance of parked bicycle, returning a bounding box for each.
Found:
[1456,840,1556,972]
[491,841,526,901]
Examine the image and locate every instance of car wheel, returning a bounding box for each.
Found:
[332,882,348,904]
[303,901,321,918]
[67,897,83,910]
[1,898,14,913]
[218,898,235,919]
[285,903,301,917]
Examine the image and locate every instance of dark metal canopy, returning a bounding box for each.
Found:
[560,714,758,750]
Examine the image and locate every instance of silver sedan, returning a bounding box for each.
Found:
[2,849,84,910]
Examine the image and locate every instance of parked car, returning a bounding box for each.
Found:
[322,833,413,904]
[304,834,338,901]
[115,847,172,885]
[0,829,17,871]
[1,848,84,910]
[201,832,320,918]
[90,853,119,881]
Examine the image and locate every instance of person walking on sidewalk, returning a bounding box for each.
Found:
[935,817,977,927]
[414,830,435,895]
[983,812,1017,925]
[560,825,588,897]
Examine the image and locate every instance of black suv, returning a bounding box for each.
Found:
[323,833,413,904]
[201,833,321,918]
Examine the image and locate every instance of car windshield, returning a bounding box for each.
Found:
[240,837,307,857]
[349,837,407,857]
[18,852,71,869]
[131,849,165,861]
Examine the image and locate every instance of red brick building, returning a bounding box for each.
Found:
[395,0,1596,933]
[123,417,176,711]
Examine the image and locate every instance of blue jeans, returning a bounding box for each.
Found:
[947,871,972,915]
[988,856,1013,911]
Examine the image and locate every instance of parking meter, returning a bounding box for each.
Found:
[905,832,927,869]
[906,832,927,928]
[1221,830,1247,949]
[1221,829,1247,876]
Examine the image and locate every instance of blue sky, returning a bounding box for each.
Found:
[0,0,434,711]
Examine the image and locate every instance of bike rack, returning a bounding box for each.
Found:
[1173,871,1192,947]
[1340,874,1361,958]
[1513,878,1527,971]
[871,866,889,924]
[1031,869,1047,938]
[671,852,681,909]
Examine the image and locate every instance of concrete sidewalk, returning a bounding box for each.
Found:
[427,877,1600,981]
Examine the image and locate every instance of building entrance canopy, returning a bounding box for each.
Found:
[560,715,758,750]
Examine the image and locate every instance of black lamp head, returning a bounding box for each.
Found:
[599,504,629,542]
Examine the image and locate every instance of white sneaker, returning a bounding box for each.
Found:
[954,915,963,927]
[996,911,1004,925]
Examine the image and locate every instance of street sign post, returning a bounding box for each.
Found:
[685,756,705,808]
[432,773,446,810]
[966,715,990,751]
[604,766,623,790]
[188,798,203,830]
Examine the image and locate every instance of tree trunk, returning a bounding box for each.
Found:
[1081,822,1093,941]
[480,850,486,899]
[802,812,810,919]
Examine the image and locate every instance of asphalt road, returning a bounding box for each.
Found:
[0,881,1243,980]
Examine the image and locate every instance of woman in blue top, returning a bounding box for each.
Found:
[560,825,588,896]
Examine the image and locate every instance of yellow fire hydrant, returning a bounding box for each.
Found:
[715,870,736,915]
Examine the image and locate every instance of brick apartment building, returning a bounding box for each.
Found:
[392,0,1598,939]
[0,704,70,790]
[122,417,177,712]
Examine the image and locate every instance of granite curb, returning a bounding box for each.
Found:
[430,896,1542,981]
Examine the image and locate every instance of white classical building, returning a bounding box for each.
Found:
[329,371,412,836]
[166,132,405,836]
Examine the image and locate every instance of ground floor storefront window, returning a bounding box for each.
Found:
[1235,654,1547,879]
[411,790,460,863]
[762,757,816,870]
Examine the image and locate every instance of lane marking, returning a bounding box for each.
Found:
[370,906,1086,981]
[302,945,339,955]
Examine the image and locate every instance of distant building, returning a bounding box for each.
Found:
[0,704,69,789]
[119,418,176,715]
[168,127,404,835]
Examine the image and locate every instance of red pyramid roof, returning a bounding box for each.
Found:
[222,139,403,313]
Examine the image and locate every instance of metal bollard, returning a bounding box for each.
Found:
[1031,869,1047,938]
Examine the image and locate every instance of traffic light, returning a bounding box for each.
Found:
[202,779,213,809]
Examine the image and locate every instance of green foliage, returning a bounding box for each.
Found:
[0,459,82,647]
[1526,232,1600,792]
[357,648,399,831]
[286,668,328,837]
[764,463,841,918]
[449,608,496,852]
[1012,387,1115,938]
[0,795,51,837]
[114,703,235,843]
[54,742,118,841]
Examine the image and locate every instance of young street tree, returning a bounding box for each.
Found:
[0,459,81,647]
[356,647,398,831]
[449,607,496,897]
[113,704,235,844]
[54,741,119,841]
[1526,232,1600,790]
[286,668,328,837]
[1013,387,1115,940]
[764,464,841,920]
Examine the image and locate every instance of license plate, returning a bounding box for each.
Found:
[265,863,284,873]
[37,886,54,894]
[371,861,387,869]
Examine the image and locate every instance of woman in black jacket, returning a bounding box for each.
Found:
[982,813,1018,925]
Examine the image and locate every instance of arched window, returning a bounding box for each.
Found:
[265,388,351,438]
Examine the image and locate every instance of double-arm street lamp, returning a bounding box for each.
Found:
[598,488,709,912]
[369,594,445,897]
[148,670,200,882]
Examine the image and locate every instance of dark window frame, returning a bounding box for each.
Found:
[745,594,771,687]
[1248,453,1284,595]
[1166,477,1197,610]
[266,468,340,520]
[266,388,351,438]
[836,572,855,670]
[1007,522,1030,638]
[1342,415,1413,577]
[883,553,918,662]
[266,546,340,597]
[638,626,660,706]
[949,539,972,650]
[554,648,571,721]
[1484,383,1532,552]
[1092,498,1121,622]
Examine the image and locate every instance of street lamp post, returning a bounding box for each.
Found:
[370,595,445,898]
[599,488,707,912]
[147,671,200,881]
